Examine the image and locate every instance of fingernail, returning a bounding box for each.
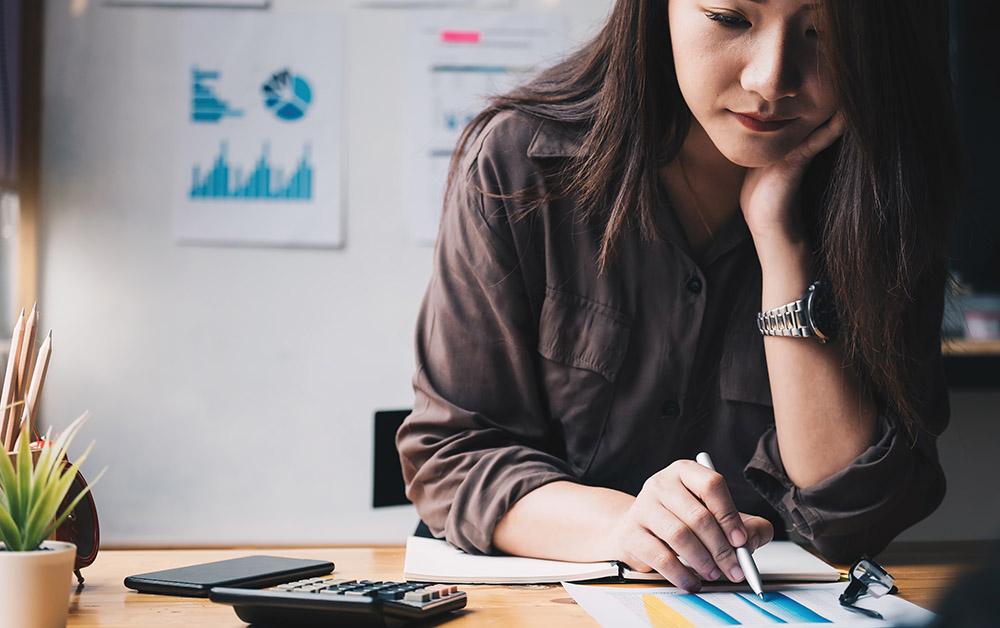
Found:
[730,565,744,582]
[730,529,747,547]
[708,568,721,581]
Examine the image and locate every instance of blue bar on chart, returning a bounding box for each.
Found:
[191,67,243,123]
[640,591,834,627]
[189,142,313,201]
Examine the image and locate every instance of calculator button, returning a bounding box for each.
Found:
[404,590,433,603]
[300,584,328,592]
[425,585,450,598]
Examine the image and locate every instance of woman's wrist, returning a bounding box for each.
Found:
[753,235,812,309]
[493,481,636,563]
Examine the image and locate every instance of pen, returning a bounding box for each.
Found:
[695,451,765,599]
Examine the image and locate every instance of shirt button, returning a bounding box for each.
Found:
[661,401,681,418]
[685,277,703,295]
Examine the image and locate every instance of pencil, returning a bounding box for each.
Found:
[0,309,25,449]
[11,303,38,431]
[22,330,52,446]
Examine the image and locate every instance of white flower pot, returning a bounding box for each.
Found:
[0,541,76,628]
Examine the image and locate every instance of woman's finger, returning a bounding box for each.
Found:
[678,462,750,553]
[789,110,846,166]
[621,527,703,592]
[655,486,740,582]
[740,513,776,552]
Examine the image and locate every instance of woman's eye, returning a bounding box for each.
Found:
[805,27,819,39]
[705,12,751,28]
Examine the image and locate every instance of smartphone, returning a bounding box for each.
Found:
[124,555,335,597]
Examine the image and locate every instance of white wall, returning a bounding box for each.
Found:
[37,0,999,548]
[38,0,613,546]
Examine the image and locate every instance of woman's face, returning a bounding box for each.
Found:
[668,0,839,168]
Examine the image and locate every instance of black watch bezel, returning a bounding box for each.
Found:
[805,281,838,343]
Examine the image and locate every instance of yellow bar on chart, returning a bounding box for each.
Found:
[643,594,695,628]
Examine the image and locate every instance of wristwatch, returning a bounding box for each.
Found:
[756,281,838,344]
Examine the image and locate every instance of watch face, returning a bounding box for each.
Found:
[807,282,838,341]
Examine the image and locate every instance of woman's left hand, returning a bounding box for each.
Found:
[740,112,846,244]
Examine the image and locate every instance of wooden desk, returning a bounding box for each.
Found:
[67,542,992,627]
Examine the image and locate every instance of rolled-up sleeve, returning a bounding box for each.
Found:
[396,125,576,555]
[744,279,949,564]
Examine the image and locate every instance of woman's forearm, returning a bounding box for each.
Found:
[756,237,878,489]
[493,481,635,562]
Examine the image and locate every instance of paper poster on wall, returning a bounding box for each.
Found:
[358,0,511,7]
[175,12,344,248]
[402,12,569,244]
[107,0,268,7]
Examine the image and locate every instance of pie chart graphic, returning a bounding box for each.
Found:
[262,70,312,121]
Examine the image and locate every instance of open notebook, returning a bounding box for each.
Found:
[403,536,842,585]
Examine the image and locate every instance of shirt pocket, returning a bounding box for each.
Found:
[536,288,632,474]
[719,314,773,407]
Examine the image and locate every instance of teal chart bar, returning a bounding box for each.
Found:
[189,142,313,201]
[190,67,243,123]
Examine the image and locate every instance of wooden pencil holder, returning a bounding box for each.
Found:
[6,448,42,466]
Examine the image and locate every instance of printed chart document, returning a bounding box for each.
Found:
[404,536,841,584]
[401,11,569,244]
[563,582,936,628]
[176,12,345,248]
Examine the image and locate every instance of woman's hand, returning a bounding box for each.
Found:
[610,460,774,592]
[740,112,846,245]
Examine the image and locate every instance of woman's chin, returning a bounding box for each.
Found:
[717,145,796,169]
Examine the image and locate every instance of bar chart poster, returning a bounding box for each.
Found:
[402,12,569,244]
[176,12,344,248]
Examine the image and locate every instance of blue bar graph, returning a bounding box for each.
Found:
[671,595,741,624]
[189,142,313,201]
[737,593,833,623]
[191,68,243,123]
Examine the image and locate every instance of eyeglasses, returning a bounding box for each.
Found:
[838,556,897,620]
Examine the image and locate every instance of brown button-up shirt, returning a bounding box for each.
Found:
[397,110,949,564]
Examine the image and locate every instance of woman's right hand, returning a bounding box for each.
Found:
[611,460,774,592]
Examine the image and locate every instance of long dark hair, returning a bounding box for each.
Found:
[445,0,961,434]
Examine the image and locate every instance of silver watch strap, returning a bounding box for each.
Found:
[757,298,813,338]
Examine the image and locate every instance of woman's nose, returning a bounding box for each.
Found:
[740,28,803,102]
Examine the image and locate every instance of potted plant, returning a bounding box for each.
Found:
[0,410,103,628]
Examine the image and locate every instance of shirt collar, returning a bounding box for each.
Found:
[526,116,751,265]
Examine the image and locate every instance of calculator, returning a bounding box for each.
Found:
[209,576,468,627]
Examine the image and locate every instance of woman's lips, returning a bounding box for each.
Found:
[732,112,796,132]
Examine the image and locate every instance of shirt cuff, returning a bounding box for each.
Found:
[744,414,915,541]
[442,449,576,555]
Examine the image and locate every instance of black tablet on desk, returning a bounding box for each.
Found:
[125,555,335,597]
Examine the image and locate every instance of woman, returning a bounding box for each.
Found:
[397,0,960,592]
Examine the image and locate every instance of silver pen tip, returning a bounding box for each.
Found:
[758,592,765,600]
